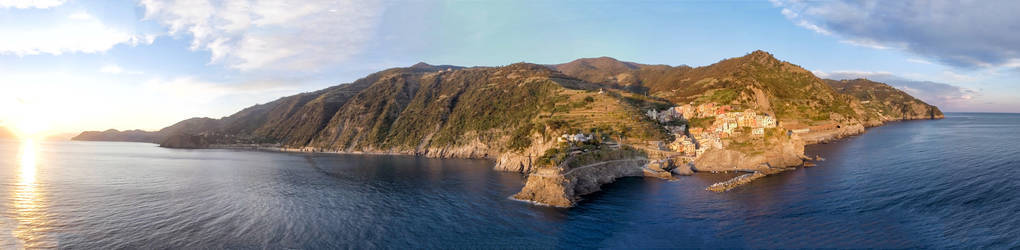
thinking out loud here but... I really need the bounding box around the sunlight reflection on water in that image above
[10,139,54,248]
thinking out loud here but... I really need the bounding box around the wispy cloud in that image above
[820,70,979,109]
[0,0,65,9]
[906,58,933,65]
[139,0,385,71]
[839,39,895,50]
[100,65,124,74]
[141,76,302,104]
[0,11,150,55]
[100,64,143,75]
[773,0,1020,69]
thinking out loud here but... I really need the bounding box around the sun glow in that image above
[3,97,54,140]
[13,116,50,140]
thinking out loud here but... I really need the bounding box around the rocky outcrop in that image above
[512,157,691,207]
[705,166,792,192]
[693,135,806,172]
[796,123,866,144]
[512,158,651,207]
[512,169,575,207]
[671,163,695,176]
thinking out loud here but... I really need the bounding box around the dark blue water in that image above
[1,113,1017,248]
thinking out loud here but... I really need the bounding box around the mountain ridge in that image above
[72,51,945,206]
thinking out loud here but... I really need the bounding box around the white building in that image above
[646,110,658,120]
[573,133,591,142]
[559,133,593,143]
[761,115,777,128]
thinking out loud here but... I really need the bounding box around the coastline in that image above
[173,116,946,205]
[143,115,945,207]
[701,115,944,192]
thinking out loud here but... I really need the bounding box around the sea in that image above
[1,112,1017,248]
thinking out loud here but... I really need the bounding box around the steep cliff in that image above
[692,133,806,172]
[513,158,650,207]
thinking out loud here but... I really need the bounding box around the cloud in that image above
[141,76,301,104]
[0,11,148,55]
[774,0,1020,69]
[100,65,124,74]
[906,58,933,65]
[0,68,313,133]
[67,11,91,20]
[821,71,979,109]
[940,70,977,83]
[100,64,143,75]
[0,0,65,9]
[139,0,384,71]
[838,39,895,50]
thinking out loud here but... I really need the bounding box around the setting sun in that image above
[13,117,49,139]
[7,101,52,140]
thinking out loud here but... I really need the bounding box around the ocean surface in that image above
[1,113,1018,248]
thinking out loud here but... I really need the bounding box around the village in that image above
[645,103,777,158]
[553,101,779,162]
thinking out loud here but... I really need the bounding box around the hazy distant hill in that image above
[552,57,649,86]
[75,50,942,172]
[71,129,161,143]
[825,78,943,123]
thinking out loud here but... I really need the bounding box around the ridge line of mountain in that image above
[72,50,944,207]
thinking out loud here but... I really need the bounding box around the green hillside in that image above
[74,51,943,174]
[825,78,944,122]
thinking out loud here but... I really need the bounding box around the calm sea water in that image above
[1,113,1018,248]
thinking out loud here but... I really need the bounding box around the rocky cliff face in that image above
[693,135,806,172]
[512,158,650,207]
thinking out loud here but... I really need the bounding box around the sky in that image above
[1,0,1018,137]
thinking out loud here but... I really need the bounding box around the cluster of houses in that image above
[708,110,777,137]
[648,102,780,158]
[645,103,739,123]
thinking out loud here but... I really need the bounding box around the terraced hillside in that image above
[556,51,860,127]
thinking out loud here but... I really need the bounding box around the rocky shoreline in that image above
[511,158,679,207]
[698,116,943,193]
[193,116,941,207]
